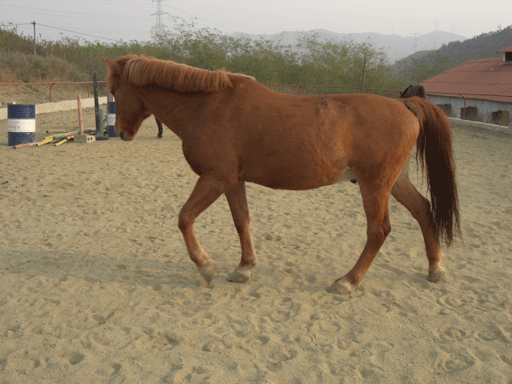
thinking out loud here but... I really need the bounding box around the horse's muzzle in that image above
[120,131,127,141]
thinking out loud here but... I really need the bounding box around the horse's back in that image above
[221,83,419,190]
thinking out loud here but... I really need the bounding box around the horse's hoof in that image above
[327,278,353,295]
[427,265,445,283]
[199,261,217,285]
[227,268,251,283]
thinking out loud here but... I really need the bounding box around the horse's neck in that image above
[139,87,204,139]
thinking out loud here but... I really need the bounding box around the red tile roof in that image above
[419,57,512,103]
[499,45,512,52]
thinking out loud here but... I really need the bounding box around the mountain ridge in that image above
[232,29,468,61]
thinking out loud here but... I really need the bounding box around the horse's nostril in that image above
[120,131,126,141]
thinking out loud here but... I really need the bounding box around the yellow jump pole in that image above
[36,136,54,146]
[54,137,72,146]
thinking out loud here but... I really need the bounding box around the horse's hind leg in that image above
[391,168,445,282]
[224,182,257,283]
[328,178,393,295]
[178,174,228,285]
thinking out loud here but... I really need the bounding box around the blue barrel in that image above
[107,101,117,137]
[8,104,36,146]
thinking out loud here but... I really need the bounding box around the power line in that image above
[1,20,122,43]
[0,22,32,27]
[0,4,151,21]
[64,0,155,8]
[37,23,120,42]
[1,2,241,43]
[165,4,238,32]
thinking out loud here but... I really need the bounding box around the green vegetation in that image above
[0,20,406,103]
[2,20,510,104]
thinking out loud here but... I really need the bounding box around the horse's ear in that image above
[103,57,122,75]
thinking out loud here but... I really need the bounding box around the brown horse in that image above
[103,55,460,295]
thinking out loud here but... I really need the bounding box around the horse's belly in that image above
[331,168,356,184]
[244,162,354,190]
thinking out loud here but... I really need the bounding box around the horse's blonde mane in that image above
[115,55,241,94]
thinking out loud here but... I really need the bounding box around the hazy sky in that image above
[1,0,510,44]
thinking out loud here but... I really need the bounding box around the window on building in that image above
[437,104,452,117]
[461,106,478,120]
[491,110,510,126]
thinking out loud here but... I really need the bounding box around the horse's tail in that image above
[401,97,461,246]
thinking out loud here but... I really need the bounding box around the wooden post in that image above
[360,54,367,93]
[93,72,102,137]
[77,95,84,135]
[106,67,113,103]
[98,108,105,136]
[32,21,36,55]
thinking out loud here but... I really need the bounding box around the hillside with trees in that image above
[0,20,406,104]
[394,25,512,83]
[1,20,511,104]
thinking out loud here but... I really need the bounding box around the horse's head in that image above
[400,85,412,99]
[103,57,151,141]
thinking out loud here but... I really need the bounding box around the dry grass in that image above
[0,83,107,106]
[0,50,97,105]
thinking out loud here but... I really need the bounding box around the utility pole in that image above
[411,32,420,52]
[151,0,168,37]
[360,54,367,93]
[32,21,36,55]
[433,35,438,50]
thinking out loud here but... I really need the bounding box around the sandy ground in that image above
[0,109,511,384]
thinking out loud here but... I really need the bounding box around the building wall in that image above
[427,95,512,126]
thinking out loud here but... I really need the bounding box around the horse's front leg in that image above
[178,174,228,285]
[225,181,257,283]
